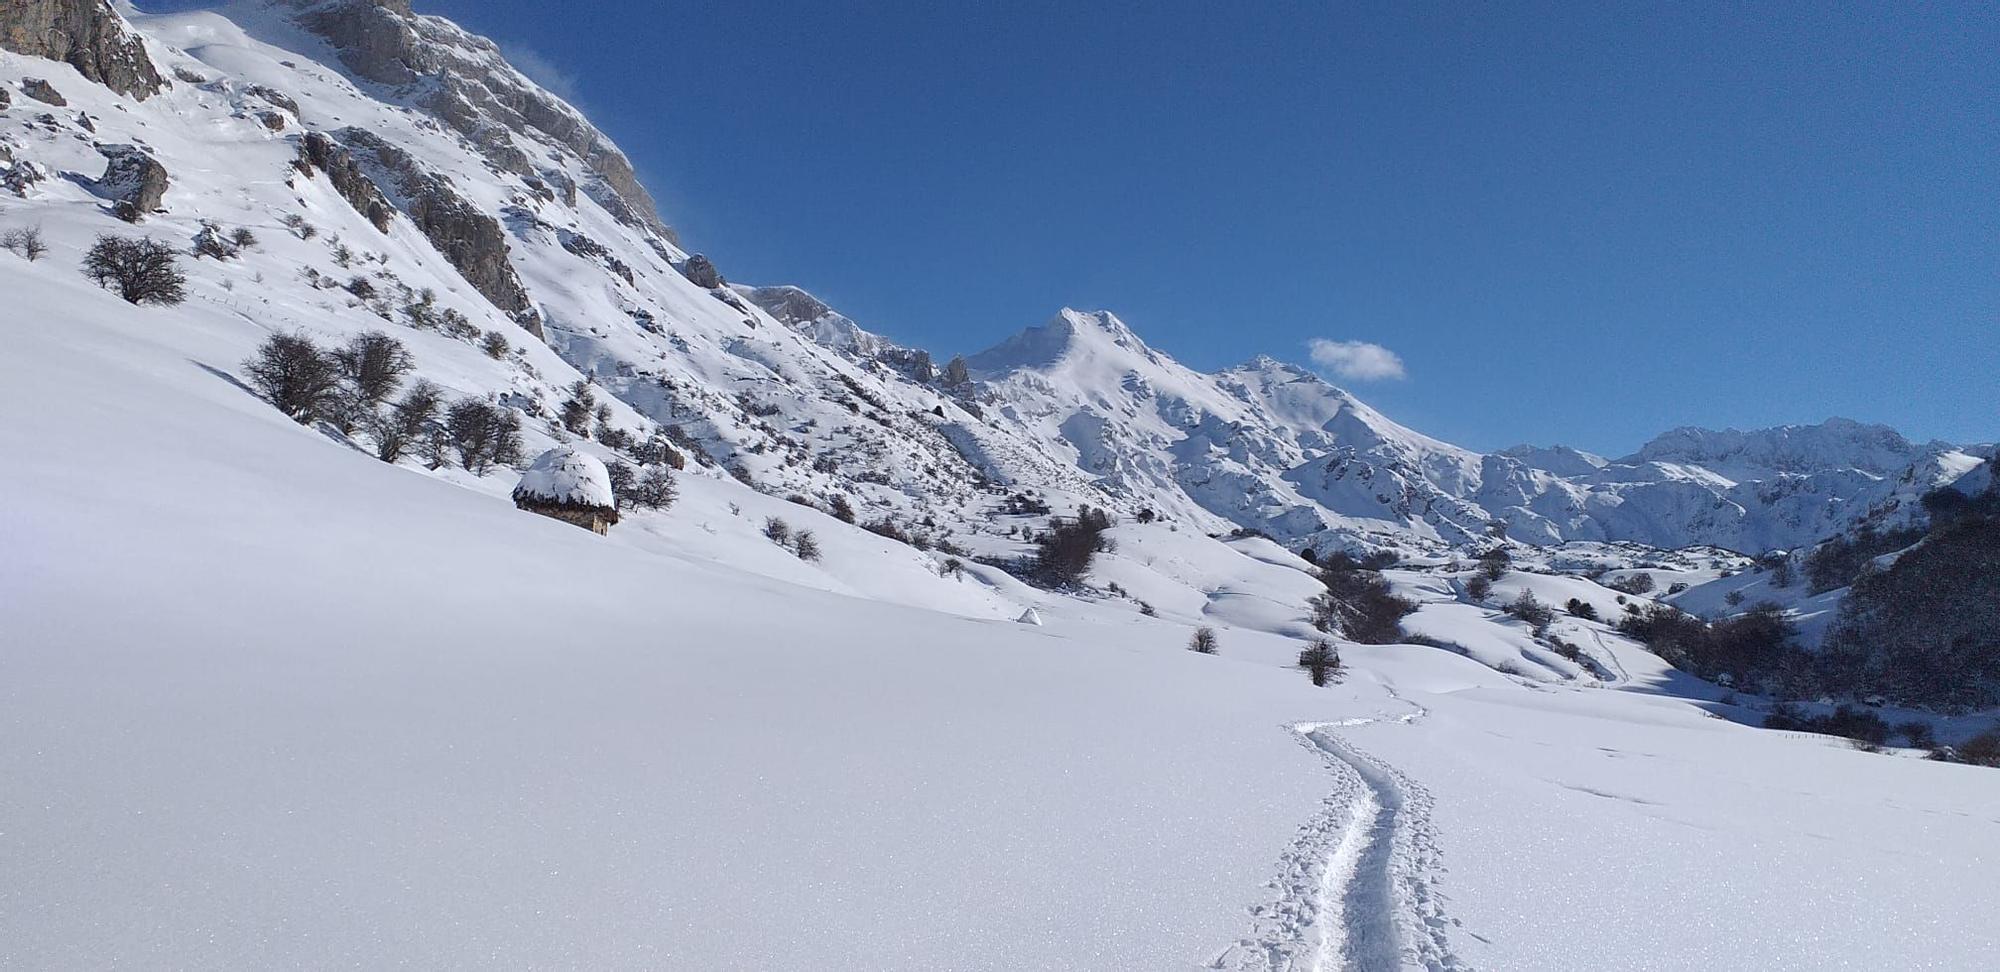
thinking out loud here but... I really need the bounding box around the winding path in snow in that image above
[1212,694,1470,971]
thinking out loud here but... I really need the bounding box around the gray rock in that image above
[291,0,429,87]
[95,143,168,221]
[333,127,540,337]
[0,1,163,100]
[0,86,10,110]
[679,253,723,289]
[278,0,675,242]
[2,157,48,196]
[21,78,66,106]
[296,130,394,231]
[245,84,299,117]
[258,111,288,132]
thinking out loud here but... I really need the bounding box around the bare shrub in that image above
[1188,626,1218,654]
[444,399,522,474]
[1298,638,1340,686]
[83,235,186,304]
[245,332,340,423]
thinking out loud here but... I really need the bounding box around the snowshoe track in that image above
[1212,710,1469,971]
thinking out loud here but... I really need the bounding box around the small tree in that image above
[1564,598,1600,621]
[1,225,47,261]
[1611,572,1657,595]
[444,399,521,474]
[1465,574,1493,601]
[1034,506,1114,587]
[1298,638,1340,687]
[606,459,636,508]
[1189,626,1219,654]
[481,331,510,359]
[629,464,678,510]
[368,378,442,463]
[763,516,792,546]
[828,494,856,524]
[792,530,821,562]
[334,331,413,409]
[245,333,341,423]
[560,380,597,435]
[83,235,186,304]
[1477,547,1511,582]
[1505,590,1557,635]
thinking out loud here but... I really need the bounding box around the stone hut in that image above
[512,445,618,535]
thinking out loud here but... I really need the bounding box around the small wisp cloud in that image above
[1307,338,1406,381]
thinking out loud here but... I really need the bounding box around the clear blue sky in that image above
[184,1,2000,453]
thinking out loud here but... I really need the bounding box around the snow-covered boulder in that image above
[512,446,618,534]
[1016,607,1042,625]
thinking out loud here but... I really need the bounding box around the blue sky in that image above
[179,1,1997,453]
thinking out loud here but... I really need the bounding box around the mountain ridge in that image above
[0,0,1983,559]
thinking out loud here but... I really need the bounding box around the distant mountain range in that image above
[1,0,1987,558]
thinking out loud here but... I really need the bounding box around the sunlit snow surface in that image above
[1,6,1998,969]
[7,260,2000,970]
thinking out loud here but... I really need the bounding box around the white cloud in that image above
[1306,339,1407,382]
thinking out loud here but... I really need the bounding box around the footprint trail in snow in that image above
[1212,695,1471,971]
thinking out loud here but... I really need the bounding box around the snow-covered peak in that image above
[1627,417,1925,476]
[964,307,1154,376]
[1495,444,1610,477]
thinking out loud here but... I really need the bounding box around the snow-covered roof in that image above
[513,446,615,510]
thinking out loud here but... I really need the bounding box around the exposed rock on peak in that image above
[0,0,162,100]
[275,0,674,243]
[678,253,722,289]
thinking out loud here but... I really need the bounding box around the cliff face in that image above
[0,0,162,99]
[279,0,673,243]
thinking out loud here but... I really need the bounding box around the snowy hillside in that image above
[4,3,1999,968]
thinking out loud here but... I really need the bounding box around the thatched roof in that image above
[513,446,616,514]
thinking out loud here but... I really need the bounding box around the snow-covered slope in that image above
[7,4,2000,968]
[8,264,2000,969]
[0,0,1981,566]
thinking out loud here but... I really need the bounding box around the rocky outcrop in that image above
[278,0,673,242]
[679,253,723,289]
[95,143,168,221]
[296,130,394,231]
[558,230,633,285]
[0,86,10,110]
[20,78,65,106]
[0,0,162,100]
[245,84,300,118]
[289,0,428,86]
[333,127,541,337]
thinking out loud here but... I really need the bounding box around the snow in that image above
[514,444,614,509]
[4,4,2000,969]
[9,263,2000,968]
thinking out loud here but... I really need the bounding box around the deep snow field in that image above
[1,3,1997,967]
[5,261,2000,970]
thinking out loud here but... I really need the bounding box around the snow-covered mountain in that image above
[9,5,2000,968]
[4,1,1977,565]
